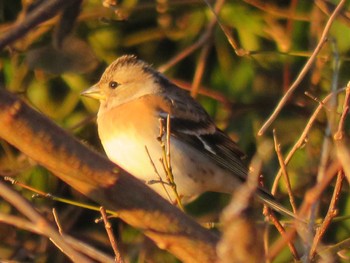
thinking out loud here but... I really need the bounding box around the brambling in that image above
[82,55,292,216]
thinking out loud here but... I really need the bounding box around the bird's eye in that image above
[109,81,119,89]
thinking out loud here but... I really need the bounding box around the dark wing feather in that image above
[155,84,248,181]
[168,117,248,182]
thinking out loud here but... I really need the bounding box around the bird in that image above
[81,55,294,217]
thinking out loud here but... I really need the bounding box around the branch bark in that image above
[0,88,218,262]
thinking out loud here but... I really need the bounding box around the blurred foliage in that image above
[1,0,350,262]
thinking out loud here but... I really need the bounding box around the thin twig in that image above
[52,208,63,235]
[268,160,341,260]
[334,104,349,140]
[258,0,347,136]
[158,0,225,72]
[263,209,299,260]
[203,0,249,56]
[4,176,50,197]
[100,207,124,263]
[157,116,184,210]
[304,91,329,110]
[0,180,93,262]
[244,0,309,21]
[272,130,297,214]
[0,212,115,262]
[334,84,350,140]
[158,37,206,73]
[172,78,231,105]
[166,114,172,169]
[334,130,350,183]
[299,160,341,217]
[145,145,172,201]
[315,0,350,27]
[3,176,117,215]
[271,87,347,195]
[191,41,212,97]
[309,171,344,259]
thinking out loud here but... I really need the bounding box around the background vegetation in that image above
[1,0,350,262]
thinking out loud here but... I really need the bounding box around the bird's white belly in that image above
[99,127,220,203]
[99,124,189,201]
[97,110,240,203]
[101,132,162,183]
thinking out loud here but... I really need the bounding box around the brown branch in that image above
[244,0,309,21]
[271,87,347,195]
[203,0,250,57]
[100,206,124,263]
[264,209,299,260]
[190,41,212,98]
[0,212,115,262]
[334,84,350,182]
[52,208,64,235]
[272,130,297,214]
[268,160,341,260]
[258,0,347,136]
[158,0,225,72]
[309,171,344,259]
[0,88,218,263]
[0,180,93,262]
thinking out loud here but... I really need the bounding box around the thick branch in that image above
[0,88,218,262]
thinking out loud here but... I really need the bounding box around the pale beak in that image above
[81,84,106,100]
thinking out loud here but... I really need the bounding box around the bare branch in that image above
[0,180,93,262]
[0,212,115,262]
[258,0,347,136]
[100,206,124,263]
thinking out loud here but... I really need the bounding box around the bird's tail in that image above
[257,189,303,222]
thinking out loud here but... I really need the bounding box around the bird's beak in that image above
[81,84,106,100]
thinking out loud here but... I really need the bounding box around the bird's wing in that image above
[155,87,248,181]
[168,117,248,181]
